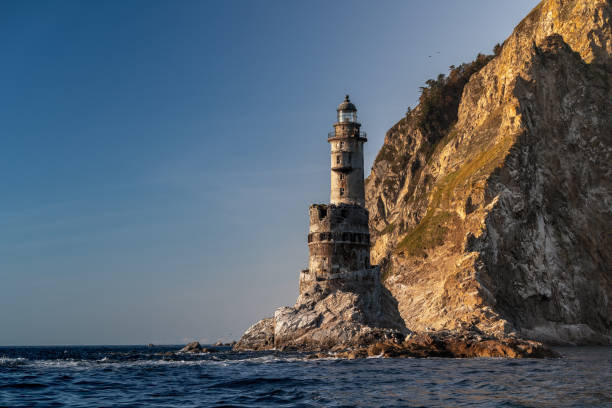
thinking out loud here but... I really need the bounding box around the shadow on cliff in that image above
[371,282,408,333]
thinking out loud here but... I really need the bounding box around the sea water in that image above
[1,345,611,407]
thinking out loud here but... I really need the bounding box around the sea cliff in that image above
[366,0,612,345]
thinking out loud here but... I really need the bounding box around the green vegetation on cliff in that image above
[416,53,493,139]
[380,47,511,257]
[373,50,498,220]
[374,49,497,253]
[396,114,511,256]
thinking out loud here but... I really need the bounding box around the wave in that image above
[0,356,304,370]
[0,352,334,370]
[0,356,28,367]
[209,376,322,389]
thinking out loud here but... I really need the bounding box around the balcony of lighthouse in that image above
[327,129,367,141]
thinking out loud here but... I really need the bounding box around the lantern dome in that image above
[337,95,357,123]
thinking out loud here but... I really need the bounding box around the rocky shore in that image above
[307,331,558,359]
[234,309,556,358]
[232,281,557,358]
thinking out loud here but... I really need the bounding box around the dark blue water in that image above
[1,346,611,407]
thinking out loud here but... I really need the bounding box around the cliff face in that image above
[366,0,612,345]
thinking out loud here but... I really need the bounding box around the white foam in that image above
[0,356,28,366]
[0,352,328,370]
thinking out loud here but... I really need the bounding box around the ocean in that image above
[1,345,611,407]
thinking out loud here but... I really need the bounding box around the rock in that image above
[178,342,219,353]
[365,0,612,345]
[179,341,203,353]
[402,331,558,358]
[235,276,408,352]
[327,331,558,359]
[213,340,224,346]
[233,318,275,350]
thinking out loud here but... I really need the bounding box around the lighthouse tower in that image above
[299,95,378,295]
[329,95,366,207]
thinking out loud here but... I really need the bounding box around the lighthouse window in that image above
[340,141,344,148]
[336,155,341,164]
[339,173,345,180]
[339,187,345,196]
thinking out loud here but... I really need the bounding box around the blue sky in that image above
[0,0,540,345]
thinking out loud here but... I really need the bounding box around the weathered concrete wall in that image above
[307,204,371,279]
[329,121,366,206]
[299,267,380,297]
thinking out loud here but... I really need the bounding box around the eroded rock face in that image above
[234,272,408,351]
[233,318,275,351]
[366,0,612,345]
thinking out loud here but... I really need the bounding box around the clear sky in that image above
[0,0,540,345]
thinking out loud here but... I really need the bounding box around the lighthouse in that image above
[300,95,377,295]
[235,95,405,351]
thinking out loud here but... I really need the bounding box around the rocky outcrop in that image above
[179,341,202,353]
[178,342,218,353]
[366,0,612,345]
[234,281,557,358]
[233,318,275,350]
[234,272,407,351]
